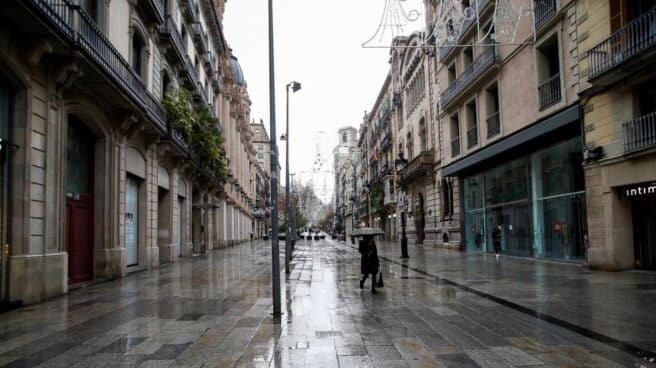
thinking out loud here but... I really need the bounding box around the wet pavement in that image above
[0,238,654,367]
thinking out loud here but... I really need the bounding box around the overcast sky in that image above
[223,0,424,203]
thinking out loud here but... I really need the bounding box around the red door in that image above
[66,194,93,284]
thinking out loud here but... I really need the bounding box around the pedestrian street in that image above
[0,239,652,368]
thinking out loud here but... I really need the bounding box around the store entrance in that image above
[633,196,656,270]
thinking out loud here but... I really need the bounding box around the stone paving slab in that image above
[0,239,654,367]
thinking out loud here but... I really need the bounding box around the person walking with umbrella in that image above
[355,228,383,294]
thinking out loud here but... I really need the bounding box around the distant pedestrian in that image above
[359,236,380,294]
[492,225,502,260]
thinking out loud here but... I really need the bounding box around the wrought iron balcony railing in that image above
[534,0,557,31]
[467,126,478,149]
[451,136,461,157]
[623,111,656,153]
[588,6,656,80]
[141,0,165,24]
[158,16,185,65]
[537,73,561,110]
[182,55,201,91]
[441,46,499,110]
[486,111,500,138]
[398,149,435,185]
[22,0,222,185]
[180,0,198,24]
[438,0,491,62]
[192,22,209,53]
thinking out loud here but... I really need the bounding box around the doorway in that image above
[66,116,95,284]
[414,193,425,244]
[125,175,140,266]
[633,196,656,270]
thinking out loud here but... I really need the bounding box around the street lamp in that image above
[289,173,296,252]
[394,152,409,259]
[282,81,301,275]
[267,0,281,316]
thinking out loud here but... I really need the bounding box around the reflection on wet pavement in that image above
[0,239,653,367]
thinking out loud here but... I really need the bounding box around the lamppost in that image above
[267,0,281,316]
[289,173,296,251]
[395,152,409,259]
[281,81,301,275]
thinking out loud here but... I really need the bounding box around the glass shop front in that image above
[462,137,586,261]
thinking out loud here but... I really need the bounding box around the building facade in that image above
[578,0,656,270]
[433,0,585,262]
[332,126,358,236]
[0,0,256,305]
[250,120,271,239]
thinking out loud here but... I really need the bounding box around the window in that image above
[440,178,454,218]
[450,114,460,157]
[258,144,264,151]
[131,31,146,79]
[463,46,473,70]
[161,72,171,98]
[255,128,260,134]
[181,25,188,51]
[342,132,347,144]
[257,153,264,159]
[81,0,99,23]
[448,63,456,84]
[406,132,414,159]
[536,36,561,110]
[419,118,427,152]
[485,83,500,138]
[465,100,478,148]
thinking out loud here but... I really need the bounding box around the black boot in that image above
[359,279,364,289]
[371,287,377,294]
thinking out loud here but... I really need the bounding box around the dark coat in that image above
[358,240,367,274]
[492,227,502,253]
[363,244,380,274]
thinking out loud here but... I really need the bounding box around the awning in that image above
[442,104,580,177]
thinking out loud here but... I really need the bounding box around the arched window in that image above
[131,31,147,79]
[406,131,414,159]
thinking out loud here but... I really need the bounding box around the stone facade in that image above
[0,0,258,305]
[577,0,656,270]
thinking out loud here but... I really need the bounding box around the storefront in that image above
[620,182,656,270]
[462,137,586,261]
[443,105,587,262]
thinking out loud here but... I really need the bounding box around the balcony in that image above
[192,23,209,53]
[180,0,199,24]
[451,137,460,157]
[623,112,656,153]
[486,111,500,138]
[398,149,435,186]
[438,0,492,62]
[534,0,557,31]
[181,55,201,91]
[138,0,165,24]
[537,73,561,110]
[466,126,478,149]
[21,0,221,185]
[158,16,185,65]
[588,7,656,82]
[441,46,500,111]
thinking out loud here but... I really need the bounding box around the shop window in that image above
[465,100,478,148]
[440,178,454,218]
[485,83,500,138]
[450,114,460,157]
[484,157,528,205]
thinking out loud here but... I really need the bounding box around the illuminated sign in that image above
[621,182,656,198]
